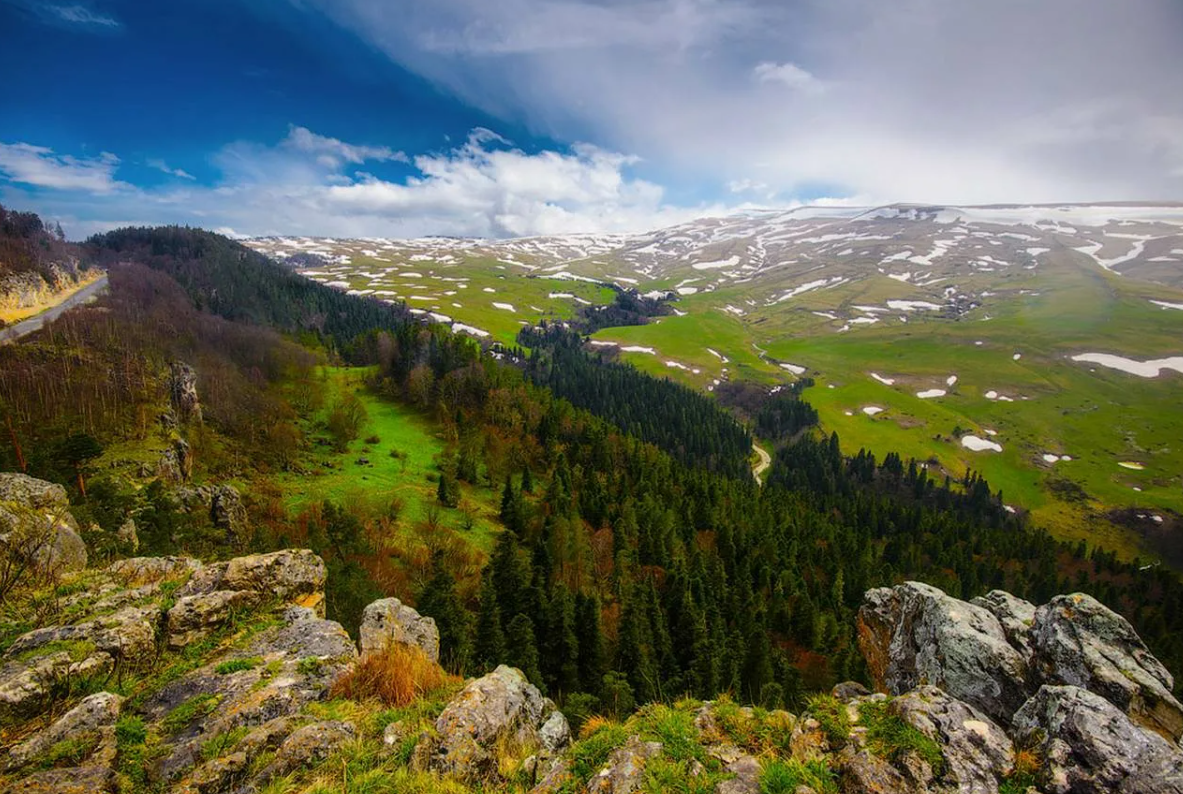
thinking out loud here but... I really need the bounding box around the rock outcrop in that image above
[859,582,1183,794]
[168,361,203,424]
[0,472,87,575]
[417,665,570,783]
[359,597,440,662]
[858,581,1030,724]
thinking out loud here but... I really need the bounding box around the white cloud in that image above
[146,158,196,180]
[297,0,1183,204]
[3,128,722,238]
[282,125,408,168]
[0,142,127,193]
[753,62,824,94]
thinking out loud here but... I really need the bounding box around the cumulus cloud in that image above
[0,142,127,193]
[297,0,1183,204]
[1,128,721,238]
[146,158,195,180]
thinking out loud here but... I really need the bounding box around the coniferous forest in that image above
[2,224,1180,723]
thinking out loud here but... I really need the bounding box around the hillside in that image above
[243,203,1183,565]
[0,203,98,328]
[0,501,1179,793]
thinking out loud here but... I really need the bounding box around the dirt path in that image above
[752,442,772,485]
[0,274,108,345]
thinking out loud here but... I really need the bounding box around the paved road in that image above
[752,442,772,485]
[0,274,108,345]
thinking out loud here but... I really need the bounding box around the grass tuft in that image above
[330,644,458,708]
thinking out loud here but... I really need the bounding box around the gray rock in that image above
[837,746,914,794]
[359,597,440,662]
[2,764,116,794]
[157,438,192,484]
[0,472,87,575]
[539,710,571,752]
[425,665,570,782]
[223,549,326,613]
[858,581,1031,724]
[0,651,113,721]
[715,754,761,794]
[971,590,1037,658]
[7,603,157,661]
[256,720,356,781]
[1012,684,1183,794]
[586,736,663,794]
[891,685,1013,794]
[210,485,248,547]
[117,517,139,551]
[1030,593,1183,741]
[169,361,203,424]
[167,590,255,649]
[4,691,123,770]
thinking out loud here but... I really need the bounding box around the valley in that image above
[245,203,1183,565]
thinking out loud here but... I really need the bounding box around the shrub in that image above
[365,435,381,445]
[806,694,850,748]
[331,644,458,707]
[858,700,944,775]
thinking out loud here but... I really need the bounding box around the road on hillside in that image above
[0,274,108,345]
[752,442,772,485]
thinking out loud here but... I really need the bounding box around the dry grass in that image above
[331,644,459,707]
[578,715,614,740]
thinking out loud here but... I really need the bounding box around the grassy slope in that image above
[269,367,504,553]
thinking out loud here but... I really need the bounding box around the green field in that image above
[270,367,503,553]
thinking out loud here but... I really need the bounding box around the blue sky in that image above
[2,0,1182,238]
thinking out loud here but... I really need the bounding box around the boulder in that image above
[423,665,570,782]
[1030,592,1183,741]
[1012,684,1183,794]
[891,686,1013,794]
[3,691,123,770]
[858,582,1031,724]
[586,736,663,794]
[0,472,87,574]
[167,590,255,649]
[223,549,325,613]
[971,590,1037,658]
[175,549,326,614]
[360,597,440,662]
[254,720,356,782]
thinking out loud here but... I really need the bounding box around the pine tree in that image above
[575,592,608,695]
[490,529,528,628]
[474,570,506,671]
[543,584,580,695]
[506,613,544,689]
[418,550,473,673]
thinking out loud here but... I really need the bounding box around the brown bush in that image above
[331,644,458,707]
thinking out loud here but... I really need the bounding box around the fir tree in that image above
[506,613,544,689]
[474,570,506,671]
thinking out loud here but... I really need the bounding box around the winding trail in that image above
[0,274,108,345]
[752,442,772,485]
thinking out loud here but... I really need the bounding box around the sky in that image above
[1,0,1182,239]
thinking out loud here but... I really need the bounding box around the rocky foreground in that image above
[2,476,1183,793]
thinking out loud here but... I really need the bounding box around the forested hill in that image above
[4,223,1179,715]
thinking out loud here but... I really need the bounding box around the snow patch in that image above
[1071,353,1183,378]
[916,389,947,399]
[962,435,1003,453]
